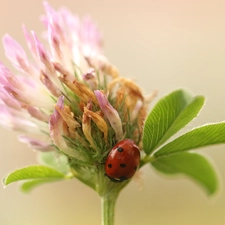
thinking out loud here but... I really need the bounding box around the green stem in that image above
[140,155,156,168]
[101,192,119,225]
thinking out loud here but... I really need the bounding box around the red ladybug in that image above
[105,139,140,182]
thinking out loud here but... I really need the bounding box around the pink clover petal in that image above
[53,62,74,82]
[48,23,62,60]
[49,107,78,158]
[4,84,53,109]
[0,62,22,89]
[49,96,85,159]
[32,32,64,89]
[43,2,64,40]
[49,107,65,148]
[32,31,54,73]
[82,68,97,90]
[0,105,38,132]
[22,24,38,58]
[4,86,29,105]
[3,34,31,72]
[94,90,123,141]
[18,135,54,152]
[82,68,95,80]
[27,106,49,122]
[40,70,61,97]
[59,8,80,35]
[57,95,64,109]
[0,89,21,110]
[43,1,55,17]
[80,16,103,55]
[0,62,11,85]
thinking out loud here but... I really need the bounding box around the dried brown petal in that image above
[82,102,96,149]
[83,107,108,143]
[55,104,80,136]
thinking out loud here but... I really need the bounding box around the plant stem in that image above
[101,192,119,225]
[140,155,156,168]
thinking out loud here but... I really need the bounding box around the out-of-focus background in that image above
[0,0,225,224]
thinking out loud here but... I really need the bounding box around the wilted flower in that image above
[0,2,156,194]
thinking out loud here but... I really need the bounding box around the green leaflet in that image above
[3,165,65,186]
[142,89,205,155]
[151,152,218,195]
[155,122,225,157]
[20,179,61,193]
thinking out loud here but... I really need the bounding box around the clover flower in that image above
[2,2,225,225]
[0,1,155,192]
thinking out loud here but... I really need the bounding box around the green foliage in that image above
[142,89,225,195]
[143,89,205,155]
[20,179,59,193]
[151,152,218,195]
[3,165,66,192]
[155,122,225,157]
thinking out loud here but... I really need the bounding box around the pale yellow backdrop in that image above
[0,0,225,225]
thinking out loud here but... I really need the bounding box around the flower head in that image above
[0,2,156,193]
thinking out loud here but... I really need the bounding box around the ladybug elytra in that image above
[105,139,140,182]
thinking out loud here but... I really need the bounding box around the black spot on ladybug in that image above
[134,166,137,170]
[120,163,126,168]
[108,164,112,168]
[117,147,124,152]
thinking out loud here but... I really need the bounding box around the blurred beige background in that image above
[1,0,225,224]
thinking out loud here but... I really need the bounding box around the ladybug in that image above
[105,139,140,182]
